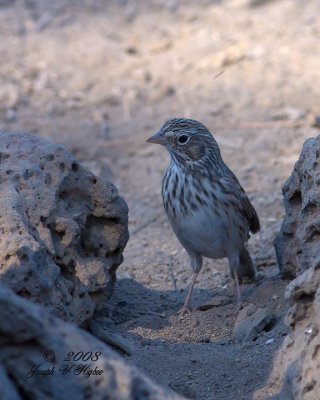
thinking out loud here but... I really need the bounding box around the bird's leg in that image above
[233,270,242,316]
[178,272,198,315]
[228,254,243,316]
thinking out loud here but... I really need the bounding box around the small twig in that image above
[130,213,162,235]
[255,258,277,267]
[168,256,177,290]
[120,311,166,320]
[146,310,166,318]
[89,320,134,356]
[214,70,225,79]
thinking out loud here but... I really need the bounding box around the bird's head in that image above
[146,118,220,165]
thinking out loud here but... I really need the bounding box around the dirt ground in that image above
[1,0,320,399]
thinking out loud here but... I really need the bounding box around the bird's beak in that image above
[146,130,166,145]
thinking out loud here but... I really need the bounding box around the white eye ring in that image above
[177,134,189,145]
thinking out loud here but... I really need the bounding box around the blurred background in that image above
[1,0,320,291]
[0,0,319,284]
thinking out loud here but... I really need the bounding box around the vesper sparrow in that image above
[146,118,260,314]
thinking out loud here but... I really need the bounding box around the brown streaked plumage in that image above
[146,118,260,314]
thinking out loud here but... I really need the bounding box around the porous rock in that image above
[0,284,183,400]
[0,131,129,325]
[270,262,320,400]
[271,136,320,399]
[274,135,320,278]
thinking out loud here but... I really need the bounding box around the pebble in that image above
[197,295,232,311]
[313,116,320,128]
[5,108,17,122]
[233,305,274,343]
[266,338,274,345]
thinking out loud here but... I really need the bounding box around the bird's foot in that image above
[178,305,193,315]
[233,300,242,317]
[255,271,264,282]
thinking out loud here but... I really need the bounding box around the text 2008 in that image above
[64,351,101,362]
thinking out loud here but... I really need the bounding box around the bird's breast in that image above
[162,165,216,219]
[161,165,250,258]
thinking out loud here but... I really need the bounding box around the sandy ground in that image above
[1,0,320,398]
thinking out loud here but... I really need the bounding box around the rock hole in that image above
[263,318,277,332]
[107,247,121,258]
[66,260,76,274]
[296,293,315,304]
[59,162,66,172]
[20,254,29,262]
[80,215,121,258]
[304,172,313,182]
[108,217,120,225]
[55,229,65,240]
[23,169,33,180]
[17,288,32,298]
[71,162,79,172]
[308,230,320,242]
[312,345,320,360]
[0,153,10,163]
[45,154,54,161]
[302,380,316,395]
[40,164,45,170]
[59,191,66,200]
[289,191,302,209]
[45,173,52,186]
[305,222,320,241]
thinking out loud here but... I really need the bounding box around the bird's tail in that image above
[236,247,257,281]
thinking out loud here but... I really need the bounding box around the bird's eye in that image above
[177,134,189,145]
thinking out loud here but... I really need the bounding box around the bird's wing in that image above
[220,171,260,234]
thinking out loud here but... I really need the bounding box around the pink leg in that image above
[178,272,198,315]
[233,270,242,315]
